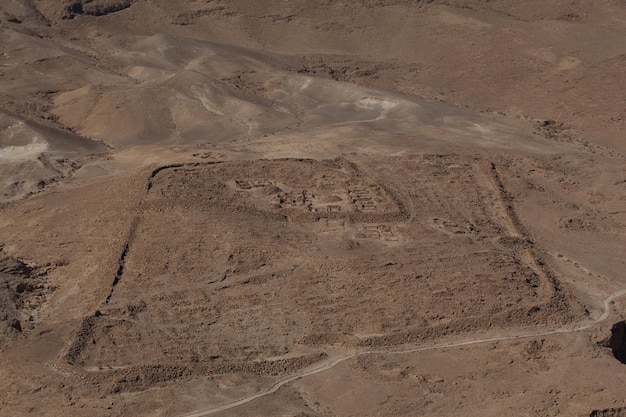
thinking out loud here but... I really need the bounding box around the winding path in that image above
[180,288,626,417]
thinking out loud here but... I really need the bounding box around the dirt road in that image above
[181,287,626,417]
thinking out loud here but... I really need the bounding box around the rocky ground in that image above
[1,1,626,416]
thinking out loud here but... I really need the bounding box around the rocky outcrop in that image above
[590,407,626,417]
[64,1,133,19]
[608,321,626,364]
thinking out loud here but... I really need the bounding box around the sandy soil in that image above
[1,1,626,416]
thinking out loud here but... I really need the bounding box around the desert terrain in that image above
[1,1,626,416]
